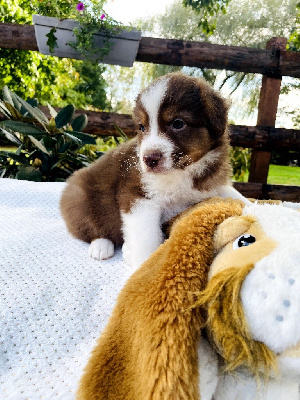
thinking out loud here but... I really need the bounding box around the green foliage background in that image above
[1,0,300,181]
[288,1,300,51]
[183,0,230,34]
[0,86,101,181]
[0,0,110,110]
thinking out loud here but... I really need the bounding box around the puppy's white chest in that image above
[141,169,204,222]
[121,171,200,269]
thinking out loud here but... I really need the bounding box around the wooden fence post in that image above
[248,37,287,183]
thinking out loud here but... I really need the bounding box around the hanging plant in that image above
[32,0,141,66]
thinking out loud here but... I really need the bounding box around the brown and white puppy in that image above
[60,72,248,268]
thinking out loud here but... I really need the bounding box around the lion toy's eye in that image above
[233,234,256,250]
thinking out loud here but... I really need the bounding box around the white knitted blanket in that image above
[0,178,133,399]
[1,178,300,400]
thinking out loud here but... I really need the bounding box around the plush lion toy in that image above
[192,199,300,400]
[77,198,300,400]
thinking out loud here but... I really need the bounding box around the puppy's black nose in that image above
[143,152,163,169]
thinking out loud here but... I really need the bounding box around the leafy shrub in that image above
[230,147,251,182]
[79,126,127,159]
[0,86,100,181]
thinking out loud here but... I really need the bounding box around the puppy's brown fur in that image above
[60,139,143,244]
[60,73,232,253]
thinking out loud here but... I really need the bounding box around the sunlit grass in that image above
[267,164,300,186]
[243,165,300,185]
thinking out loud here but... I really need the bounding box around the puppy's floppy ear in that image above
[202,82,230,138]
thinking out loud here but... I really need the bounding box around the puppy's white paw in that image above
[88,238,114,260]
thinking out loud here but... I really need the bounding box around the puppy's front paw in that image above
[88,238,114,260]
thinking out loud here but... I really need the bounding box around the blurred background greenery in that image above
[1,0,300,182]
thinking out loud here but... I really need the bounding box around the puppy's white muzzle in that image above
[139,133,175,173]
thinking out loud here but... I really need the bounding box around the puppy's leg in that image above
[121,199,164,269]
[88,238,114,261]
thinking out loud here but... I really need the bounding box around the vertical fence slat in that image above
[248,37,287,183]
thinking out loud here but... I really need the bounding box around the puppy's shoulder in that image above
[93,137,138,169]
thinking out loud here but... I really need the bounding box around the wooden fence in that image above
[1,22,300,200]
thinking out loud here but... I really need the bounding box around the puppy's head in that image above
[133,72,229,174]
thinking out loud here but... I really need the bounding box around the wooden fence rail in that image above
[2,109,300,150]
[1,23,300,77]
[1,22,300,200]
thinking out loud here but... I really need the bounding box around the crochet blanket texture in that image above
[0,178,132,399]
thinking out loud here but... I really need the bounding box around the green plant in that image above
[0,0,112,110]
[230,147,251,182]
[79,135,125,157]
[32,0,124,62]
[288,1,300,51]
[182,0,231,34]
[0,86,100,181]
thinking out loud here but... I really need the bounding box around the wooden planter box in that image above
[32,15,141,67]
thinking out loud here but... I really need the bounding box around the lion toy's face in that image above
[198,203,300,380]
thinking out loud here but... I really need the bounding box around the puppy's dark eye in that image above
[139,123,145,132]
[172,119,185,130]
[233,234,256,250]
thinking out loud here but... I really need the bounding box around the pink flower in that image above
[100,13,105,20]
[76,2,85,11]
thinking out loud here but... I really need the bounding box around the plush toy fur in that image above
[77,197,300,400]
[77,198,244,400]
[191,264,277,375]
